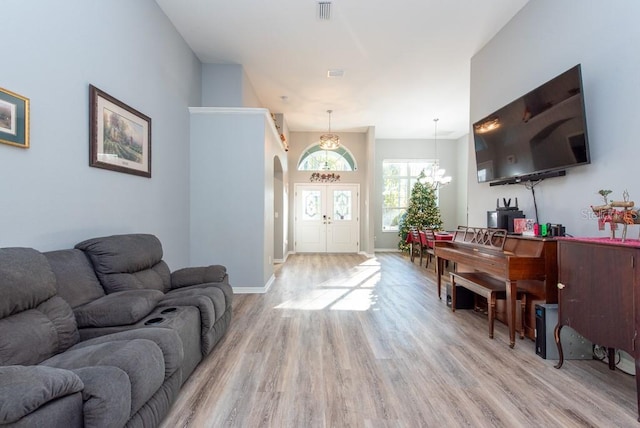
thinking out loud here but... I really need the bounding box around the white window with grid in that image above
[382,159,438,231]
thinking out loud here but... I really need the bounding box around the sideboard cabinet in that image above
[555,238,640,420]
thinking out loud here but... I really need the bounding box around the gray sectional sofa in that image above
[0,234,233,427]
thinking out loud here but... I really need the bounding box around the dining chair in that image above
[409,226,422,264]
[421,227,437,268]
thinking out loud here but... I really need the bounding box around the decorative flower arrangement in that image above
[310,172,340,183]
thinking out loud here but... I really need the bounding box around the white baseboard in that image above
[374,248,402,252]
[232,274,275,294]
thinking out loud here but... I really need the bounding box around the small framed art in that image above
[0,87,30,148]
[89,84,151,177]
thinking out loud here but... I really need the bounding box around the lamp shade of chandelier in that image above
[422,118,452,189]
[319,109,341,150]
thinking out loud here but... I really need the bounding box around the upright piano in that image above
[434,227,558,347]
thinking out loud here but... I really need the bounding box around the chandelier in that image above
[422,118,452,189]
[319,109,341,150]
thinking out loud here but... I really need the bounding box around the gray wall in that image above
[189,108,288,290]
[455,134,469,228]
[364,126,376,256]
[202,64,244,107]
[195,63,287,290]
[374,138,459,250]
[242,70,263,108]
[1,0,201,268]
[468,0,640,237]
[201,63,262,108]
[190,111,265,287]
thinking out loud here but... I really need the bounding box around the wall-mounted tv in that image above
[473,64,590,185]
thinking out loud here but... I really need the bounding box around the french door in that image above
[294,183,359,253]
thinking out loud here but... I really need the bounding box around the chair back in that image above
[409,226,421,243]
[422,227,437,248]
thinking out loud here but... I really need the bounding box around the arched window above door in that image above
[297,144,357,171]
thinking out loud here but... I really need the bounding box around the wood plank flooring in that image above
[160,252,638,427]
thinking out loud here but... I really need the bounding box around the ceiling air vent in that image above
[318,2,331,20]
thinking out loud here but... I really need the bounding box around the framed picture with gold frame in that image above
[0,87,30,148]
[89,85,151,178]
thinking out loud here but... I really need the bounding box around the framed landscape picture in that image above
[89,85,151,177]
[0,87,30,148]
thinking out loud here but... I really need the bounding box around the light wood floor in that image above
[161,252,638,427]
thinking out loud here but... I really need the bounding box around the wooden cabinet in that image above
[555,238,640,420]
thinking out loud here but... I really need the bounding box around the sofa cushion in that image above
[44,249,106,309]
[0,296,80,366]
[0,365,84,425]
[43,338,165,417]
[73,289,164,328]
[5,393,83,428]
[72,328,184,379]
[0,247,57,318]
[75,234,171,293]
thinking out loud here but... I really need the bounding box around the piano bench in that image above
[449,272,526,341]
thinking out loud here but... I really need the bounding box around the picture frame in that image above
[0,87,30,148]
[89,84,151,177]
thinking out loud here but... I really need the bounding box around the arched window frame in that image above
[297,144,357,171]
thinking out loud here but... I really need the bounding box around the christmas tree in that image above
[398,171,443,251]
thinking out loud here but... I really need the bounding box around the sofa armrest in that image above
[72,366,131,428]
[171,265,227,289]
[73,289,164,328]
[0,365,84,424]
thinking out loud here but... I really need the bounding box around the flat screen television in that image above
[473,64,590,185]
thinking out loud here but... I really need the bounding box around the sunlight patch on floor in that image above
[358,257,381,267]
[274,263,381,311]
[274,289,350,310]
[320,266,380,289]
[330,288,375,311]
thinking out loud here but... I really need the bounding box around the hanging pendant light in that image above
[319,109,341,150]
[428,118,452,189]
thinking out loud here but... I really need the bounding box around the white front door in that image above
[295,183,359,253]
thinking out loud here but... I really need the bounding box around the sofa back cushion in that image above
[44,249,106,309]
[75,234,171,294]
[0,248,79,365]
[0,247,56,318]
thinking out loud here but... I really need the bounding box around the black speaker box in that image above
[487,210,525,233]
[446,282,475,309]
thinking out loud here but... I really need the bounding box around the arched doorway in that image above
[273,156,286,262]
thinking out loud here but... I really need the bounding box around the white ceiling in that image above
[155,0,528,139]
